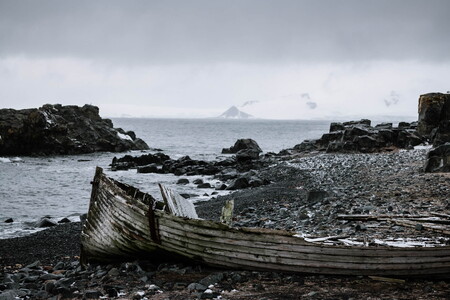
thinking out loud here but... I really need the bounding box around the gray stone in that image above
[197,183,212,188]
[193,178,204,185]
[177,178,189,185]
[0,291,17,300]
[226,177,249,190]
[40,273,64,281]
[199,273,224,287]
[187,282,207,292]
[107,268,120,277]
[24,261,41,269]
[84,290,103,299]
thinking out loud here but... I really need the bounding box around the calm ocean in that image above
[0,118,342,238]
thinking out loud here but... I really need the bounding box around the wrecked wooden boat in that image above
[80,167,450,276]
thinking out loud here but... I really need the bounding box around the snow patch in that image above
[414,144,432,150]
[117,132,133,141]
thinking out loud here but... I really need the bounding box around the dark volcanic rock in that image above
[222,139,262,154]
[417,93,450,142]
[36,218,57,228]
[424,143,450,172]
[291,119,424,154]
[111,152,170,171]
[0,104,149,155]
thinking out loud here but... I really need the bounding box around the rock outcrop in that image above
[0,104,149,155]
[222,138,262,154]
[290,119,423,154]
[111,139,271,191]
[417,92,450,146]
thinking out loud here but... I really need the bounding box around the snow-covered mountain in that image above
[218,106,253,119]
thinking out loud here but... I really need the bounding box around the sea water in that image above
[0,118,333,238]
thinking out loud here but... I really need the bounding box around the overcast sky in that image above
[0,0,449,119]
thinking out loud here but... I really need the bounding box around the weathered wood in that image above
[392,219,450,235]
[369,276,406,284]
[337,214,436,221]
[159,183,198,219]
[80,168,450,276]
[158,225,450,265]
[220,199,234,226]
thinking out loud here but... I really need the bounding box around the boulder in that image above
[293,140,318,152]
[177,178,189,185]
[222,139,262,154]
[226,177,249,190]
[417,93,450,140]
[137,164,158,173]
[0,104,149,155]
[36,217,57,228]
[424,143,450,172]
[235,149,260,162]
[329,122,345,132]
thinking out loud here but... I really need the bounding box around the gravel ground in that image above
[197,149,450,246]
[1,148,450,299]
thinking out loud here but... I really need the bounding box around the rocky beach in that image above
[1,149,450,299]
[1,94,450,299]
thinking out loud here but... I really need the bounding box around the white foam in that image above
[0,157,11,163]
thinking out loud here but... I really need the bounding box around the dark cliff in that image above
[0,104,149,156]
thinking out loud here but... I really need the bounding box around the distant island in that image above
[218,106,253,119]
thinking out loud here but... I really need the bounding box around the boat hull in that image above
[81,168,450,276]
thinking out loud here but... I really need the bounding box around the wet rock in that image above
[4,218,13,223]
[193,178,204,185]
[137,163,158,173]
[226,177,249,190]
[197,183,212,189]
[222,139,262,154]
[58,217,71,223]
[36,217,57,228]
[177,178,189,185]
[111,153,170,171]
[236,149,260,162]
[0,104,149,156]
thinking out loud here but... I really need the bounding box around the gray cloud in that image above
[1,0,449,65]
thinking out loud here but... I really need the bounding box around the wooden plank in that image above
[159,184,198,219]
[158,216,450,257]
[393,219,450,235]
[157,235,450,276]
[158,224,450,265]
